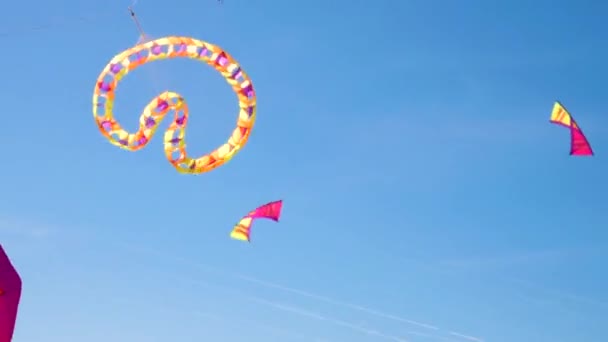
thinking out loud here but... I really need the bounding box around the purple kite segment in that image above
[157,100,169,111]
[97,82,111,92]
[101,121,113,131]
[145,117,156,128]
[198,47,208,58]
[151,44,163,55]
[110,63,122,74]
[216,52,228,66]
[231,67,242,79]
[241,84,254,99]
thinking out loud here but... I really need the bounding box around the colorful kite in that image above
[92,36,256,174]
[550,101,594,156]
[231,200,283,242]
[0,245,21,342]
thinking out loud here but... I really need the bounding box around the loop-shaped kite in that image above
[93,36,256,174]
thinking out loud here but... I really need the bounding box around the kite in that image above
[231,200,283,242]
[0,245,21,342]
[550,101,593,156]
[92,36,256,174]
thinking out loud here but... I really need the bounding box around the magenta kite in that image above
[0,245,21,342]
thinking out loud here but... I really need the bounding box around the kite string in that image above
[125,5,168,94]
[127,5,146,40]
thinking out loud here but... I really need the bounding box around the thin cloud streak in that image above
[449,332,484,342]
[193,310,315,341]
[157,271,410,341]
[119,243,437,329]
[506,276,608,310]
[236,273,439,331]
[86,267,321,341]
[246,296,409,342]
[118,242,484,340]
[439,247,602,271]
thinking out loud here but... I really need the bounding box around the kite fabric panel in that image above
[231,200,283,242]
[0,245,21,342]
[93,36,257,174]
[550,101,594,156]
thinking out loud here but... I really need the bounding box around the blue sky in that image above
[0,0,607,341]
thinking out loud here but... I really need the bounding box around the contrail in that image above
[74,281,313,341]
[405,330,444,339]
[193,310,315,341]
[119,242,438,331]
[116,242,483,341]
[449,332,484,342]
[235,273,439,331]
[157,270,413,341]
[246,296,409,342]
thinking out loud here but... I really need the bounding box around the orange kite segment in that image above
[550,101,593,156]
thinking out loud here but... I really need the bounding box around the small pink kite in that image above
[230,200,283,242]
[550,101,594,156]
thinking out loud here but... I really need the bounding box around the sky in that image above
[0,0,607,341]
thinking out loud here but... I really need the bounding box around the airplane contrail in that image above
[246,296,410,342]
[116,241,484,341]
[159,270,414,341]
[449,332,484,342]
[119,243,438,330]
[235,273,439,331]
[193,310,316,341]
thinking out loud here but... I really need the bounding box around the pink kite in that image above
[230,200,283,242]
[550,101,594,156]
[0,245,21,342]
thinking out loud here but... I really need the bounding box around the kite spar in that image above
[550,101,594,156]
[0,245,21,342]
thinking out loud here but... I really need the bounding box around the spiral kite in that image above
[92,36,256,174]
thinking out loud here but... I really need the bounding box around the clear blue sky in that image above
[1,0,607,341]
